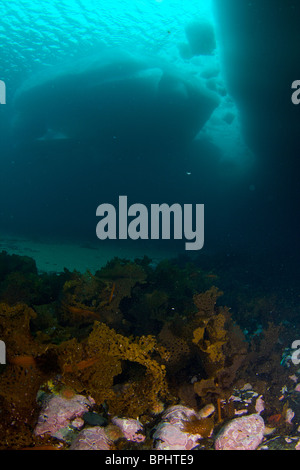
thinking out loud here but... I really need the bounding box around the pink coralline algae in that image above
[215,413,265,450]
[285,408,295,424]
[255,395,265,414]
[34,394,95,441]
[161,405,200,425]
[69,427,113,450]
[111,417,145,442]
[153,421,201,450]
[153,405,209,450]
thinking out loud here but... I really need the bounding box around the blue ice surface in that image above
[1,0,243,165]
[0,0,215,80]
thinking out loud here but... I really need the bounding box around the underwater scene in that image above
[0,0,300,452]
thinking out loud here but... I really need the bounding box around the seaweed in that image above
[0,251,298,448]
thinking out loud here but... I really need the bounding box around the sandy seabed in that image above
[0,233,175,273]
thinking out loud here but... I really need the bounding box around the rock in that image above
[34,394,94,441]
[153,421,202,451]
[160,405,199,425]
[227,385,262,417]
[69,426,114,450]
[111,417,145,443]
[215,414,265,450]
[258,435,300,450]
[198,403,215,418]
[153,405,213,450]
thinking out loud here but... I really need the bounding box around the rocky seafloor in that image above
[0,250,299,450]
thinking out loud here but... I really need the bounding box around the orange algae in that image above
[105,424,124,442]
[108,282,116,303]
[59,386,77,400]
[267,414,282,425]
[0,303,58,449]
[61,301,100,322]
[63,356,98,373]
[217,397,222,422]
[58,322,168,418]
[8,355,37,367]
[182,415,214,438]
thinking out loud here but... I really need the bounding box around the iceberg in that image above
[12,49,219,157]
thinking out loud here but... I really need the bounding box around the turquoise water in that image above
[0,0,298,255]
[1,0,214,80]
[2,0,248,251]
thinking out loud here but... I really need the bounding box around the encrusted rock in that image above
[34,393,95,441]
[153,405,212,450]
[215,413,265,450]
[111,417,145,442]
[153,421,202,450]
[69,426,114,450]
[161,405,199,425]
